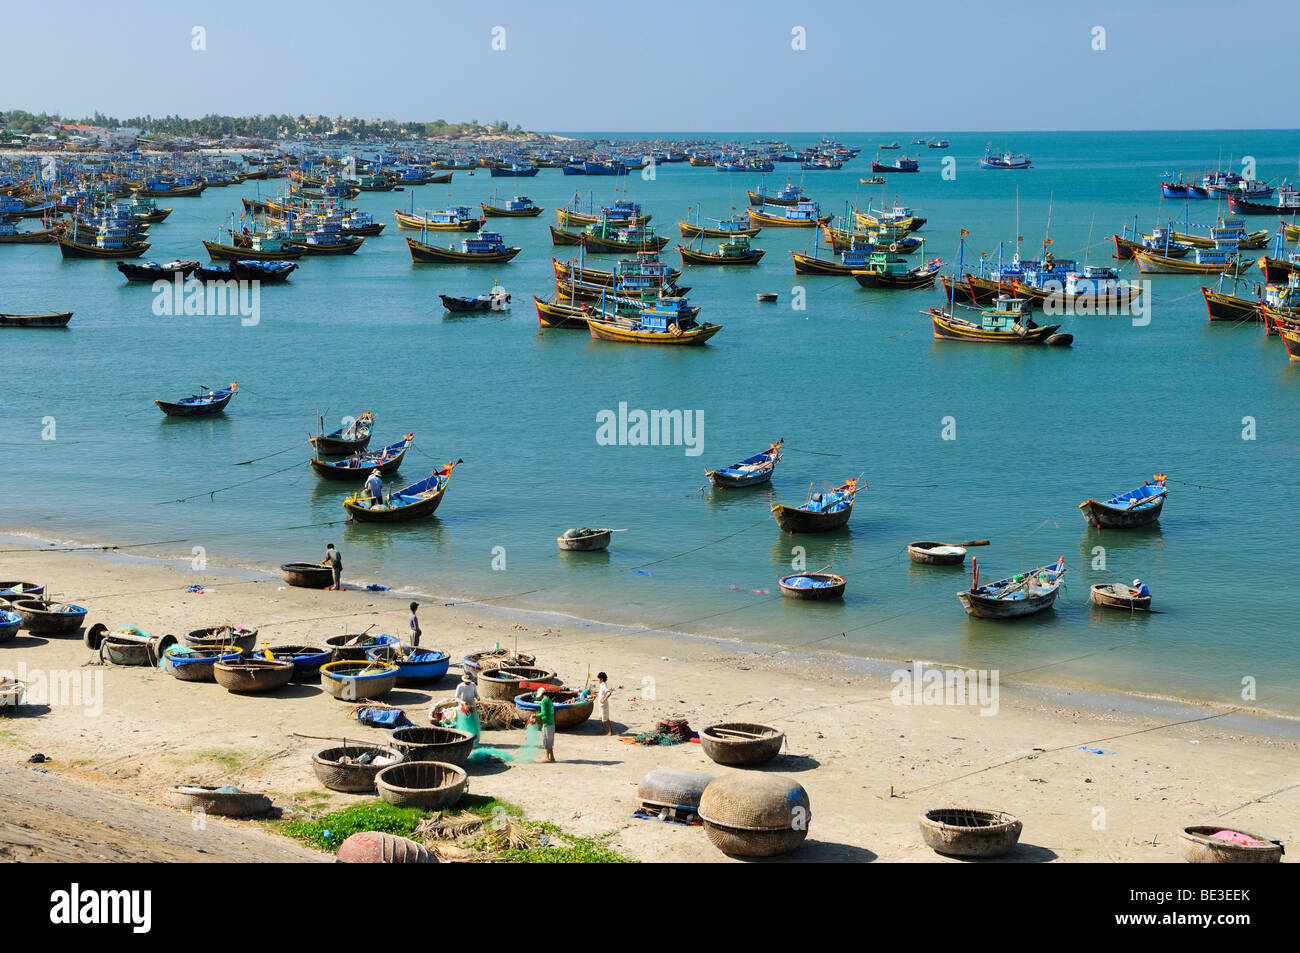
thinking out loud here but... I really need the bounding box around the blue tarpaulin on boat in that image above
[784,576,834,589]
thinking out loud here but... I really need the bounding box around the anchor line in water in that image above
[158,458,306,503]
[235,440,312,465]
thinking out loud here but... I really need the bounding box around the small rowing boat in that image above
[556,527,613,551]
[957,557,1064,619]
[771,479,860,533]
[907,541,968,565]
[310,435,413,481]
[155,382,237,417]
[343,461,458,522]
[705,440,783,488]
[1090,583,1152,611]
[311,412,374,455]
[0,311,73,329]
[1078,474,1167,529]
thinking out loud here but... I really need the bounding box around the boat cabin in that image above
[461,232,507,254]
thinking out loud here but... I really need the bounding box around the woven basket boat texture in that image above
[699,722,785,765]
[325,632,397,662]
[312,744,405,793]
[12,599,88,636]
[461,649,535,672]
[1178,826,1284,864]
[919,808,1023,858]
[267,644,331,680]
[101,635,154,667]
[0,610,20,644]
[338,831,438,864]
[375,761,469,810]
[698,773,811,857]
[165,785,273,817]
[478,665,558,700]
[185,625,259,653]
[388,726,475,766]
[638,769,716,812]
[213,657,294,694]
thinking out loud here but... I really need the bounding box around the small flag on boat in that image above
[960,228,969,236]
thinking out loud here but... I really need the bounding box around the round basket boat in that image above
[919,808,1023,858]
[479,666,559,700]
[320,660,399,701]
[101,634,154,667]
[366,644,451,685]
[1090,583,1152,612]
[267,644,331,680]
[0,609,21,644]
[280,562,335,589]
[778,572,846,600]
[164,646,242,682]
[0,582,44,602]
[313,744,405,793]
[638,769,716,813]
[165,785,272,817]
[375,761,468,810]
[513,689,594,730]
[338,831,437,864]
[698,773,811,857]
[12,599,88,636]
[388,726,475,766]
[461,649,535,673]
[556,528,612,551]
[699,722,785,766]
[0,678,24,711]
[325,632,397,663]
[1177,826,1283,864]
[184,625,259,653]
[907,541,968,566]
[213,657,294,694]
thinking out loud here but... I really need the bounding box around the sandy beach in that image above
[2,541,1297,863]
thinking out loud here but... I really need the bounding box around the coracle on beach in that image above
[698,773,811,857]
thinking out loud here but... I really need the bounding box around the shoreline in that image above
[3,537,1298,863]
[4,528,1299,739]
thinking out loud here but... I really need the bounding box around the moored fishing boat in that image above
[0,220,55,243]
[1133,245,1237,275]
[343,460,459,522]
[311,412,374,455]
[979,147,1032,169]
[310,434,414,480]
[852,250,941,289]
[1078,474,1167,529]
[556,200,649,228]
[678,235,765,265]
[746,201,831,228]
[747,181,805,207]
[771,479,860,533]
[0,311,73,329]
[871,155,919,173]
[204,229,304,261]
[678,214,761,238]
[1279,323,1300,360]
[930,296,1065,345]
[556,528,613,551]
[407,231,522,263]
[481,194,543,217]
[957,558,1065,619]
[229,259,298,283]
[585,293,720,345]
[706,440,783,488]
[1201,284,1262,322]
[394,206,483,231]
[116,259,200,282]
[580,220,669,254]
[440,288,511,311]
[155,383,237,417]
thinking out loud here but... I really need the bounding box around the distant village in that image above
[0,110,562,152]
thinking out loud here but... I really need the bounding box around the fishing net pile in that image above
[631,718,695,746]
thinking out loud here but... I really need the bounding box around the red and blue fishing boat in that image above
[310,435,414,481]
[1078,475,1167,529]
[705,440,783,489]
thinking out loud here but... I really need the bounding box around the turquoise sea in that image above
[4,130,1299,714]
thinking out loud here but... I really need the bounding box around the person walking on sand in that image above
[321,543,342,591]
[408,601,421,647]
[594,672,613,736]
[528,688,556,762]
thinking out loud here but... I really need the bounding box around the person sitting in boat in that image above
[364,468,383,509]
[1132,578,1150,598]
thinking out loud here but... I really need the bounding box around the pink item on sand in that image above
[1210,829,1269,847]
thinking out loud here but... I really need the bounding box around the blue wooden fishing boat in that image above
[1078,474,1167,529]
[482,195,543,217]
[771,479,860,533]
[747,182,805,207]
[407,231,522,263]
[229,259,298,283]
[0,609,20,643]
[979,147,1032,169]
[958,557,1065,619]
[489,161,539,177]
[310,434,414,481]
[155,383,237,417]
[342,460,458,520]
[706,440,783,488]
[586,292,721,345]
[871,155,919,173]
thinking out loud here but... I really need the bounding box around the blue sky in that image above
[2,0,1294,131]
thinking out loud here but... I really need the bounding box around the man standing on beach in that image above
[529,689,556,763]
[595,672,613,736]
[408,601,421,647]
[321,543,342,591]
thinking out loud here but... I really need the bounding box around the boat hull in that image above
[1078,495,1164,529]
[1201,286,1260,322]
[585,318,721,345]
[0,311,73,328]
[771,503,852,533]
[1090,584,1151,611]
[407,238,521,263]
[155,393,234,417]
[958,588,1058,618]
[678,245,764,266]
